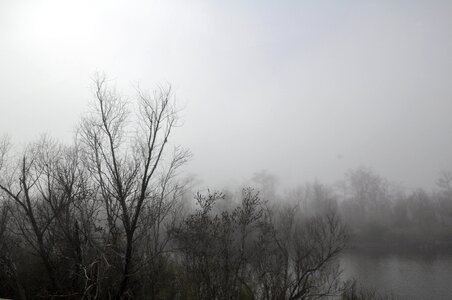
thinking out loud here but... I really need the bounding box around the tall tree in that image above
[79,74,189,298]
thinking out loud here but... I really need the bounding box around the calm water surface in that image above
[340,251,452,299]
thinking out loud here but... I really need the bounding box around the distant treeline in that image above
[294,168,452,252]
[247,166,452,254]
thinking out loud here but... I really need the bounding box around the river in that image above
[340,251,452,299]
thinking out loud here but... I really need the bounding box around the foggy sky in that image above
[1,0,452,190]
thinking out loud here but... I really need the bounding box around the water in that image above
[340,251,452,299]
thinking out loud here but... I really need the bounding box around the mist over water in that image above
[340,251,452,300]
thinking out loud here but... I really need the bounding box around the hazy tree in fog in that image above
[79,74,190,298]
[171,189,263,299]
[436,171,452,226]
[339,167,392,230]
[172,188,348,300]
[0,136,94,298]
[252,170,278,201]
[254,201,348,300]
[0,142,27,299]
[287,182,339,218]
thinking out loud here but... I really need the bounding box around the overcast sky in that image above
[1,0,452,190]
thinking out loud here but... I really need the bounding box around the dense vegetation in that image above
[0,78,450,299]
[338,168,452,252]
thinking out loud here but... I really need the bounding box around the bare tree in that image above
[172,188,348,300]
[0,138,60,293]
[252,202,348,300]
[0,136,96,298]
[0,175,27,300]
[79,74,189,298]
[287,211,348,299]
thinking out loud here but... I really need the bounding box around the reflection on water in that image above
[340,251,452,300]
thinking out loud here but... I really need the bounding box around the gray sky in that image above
[1,0,452,190]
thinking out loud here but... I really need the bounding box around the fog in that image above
[2,3,452,298]
[1,0,452,190]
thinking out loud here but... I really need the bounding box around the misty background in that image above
[1,0,452,190]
